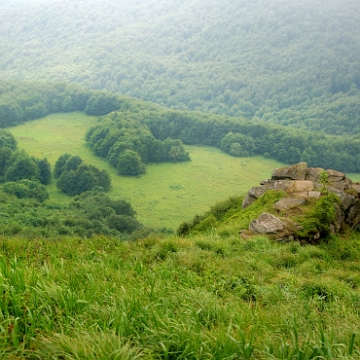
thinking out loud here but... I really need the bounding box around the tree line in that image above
[0,80,125,128]
[145,110,360,171]
[1,80,360,173]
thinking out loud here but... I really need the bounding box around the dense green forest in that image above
[0,0,359,135]
[1,80,360,173]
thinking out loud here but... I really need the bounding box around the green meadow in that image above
[9,112,288,229]
[1,233,360,359]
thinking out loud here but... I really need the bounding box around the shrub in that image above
[2,179,49,202]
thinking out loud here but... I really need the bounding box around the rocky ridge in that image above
[240,162,360,242]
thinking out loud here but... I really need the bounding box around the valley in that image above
[9,112,286,228]
[0,0,360,357]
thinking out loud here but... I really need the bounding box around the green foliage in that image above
[0,147,13,178]
[1,78,360,173]
[182,188,342,246]
[181,191,283,235]
[8,112,290,229]
[84,92,120,116]
[0,81,93,127]
[35,157,52,185]
[54,153,77,179]
[85,113,190,176]
[220,132,256,157]
[0,100,22,127]
[4,151,40,182]
[71,190,136,219]
[0,130,17,150]
[117,149,145,176]
[55,154,111,196]
[2,179,49,202]
[297,193,340,240]
[0,189,140,238]
[106,214,141,234]
[177,221,190,237]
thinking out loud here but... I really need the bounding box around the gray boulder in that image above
[305,167,323,182]
[271,162,308,180]
[274,198,306,211]
[241,193,257,209]
[329,188,356,210]
[249,213,285,234]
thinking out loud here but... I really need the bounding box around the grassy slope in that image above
[8,112,289,229]
[1,234,360,358]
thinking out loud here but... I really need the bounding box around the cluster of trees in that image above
[0,0,359,135]
[2,179,49,202]
[0,188,142,238]
[86,113,190,176]
[54,154,111,195]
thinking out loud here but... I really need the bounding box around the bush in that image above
[55,155,111,196]
[106,214,141,233]
[117,150,145,176]
[2,179,49,202]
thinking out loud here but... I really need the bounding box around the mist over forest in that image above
[0,0,359,135]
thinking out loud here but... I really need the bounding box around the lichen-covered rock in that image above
[308,191,321,198]
[346,200,360,230]
[326,169,345,182]
[249,213,285,234]
[241,193,257,209]
[290,180,314,193]
[274,198,306,211]
[329,188,356,210]
[305,167,323,182]
[248,186,268,199]
[271,162,308,180]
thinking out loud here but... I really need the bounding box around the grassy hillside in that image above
[8,112,286,229]
[1,233,360,358]
[0,0,359,134]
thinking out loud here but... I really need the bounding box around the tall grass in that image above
[0,233,359,358]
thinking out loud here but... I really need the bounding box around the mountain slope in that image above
[0,0,359,134]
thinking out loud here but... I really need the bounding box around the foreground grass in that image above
[8,112,288,229]
[0,233,360,359]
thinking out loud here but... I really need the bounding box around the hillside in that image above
[1,223,360,357]
[0,0,359,134]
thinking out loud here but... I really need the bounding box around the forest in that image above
[0,0,359,135]
[1,80,359,174]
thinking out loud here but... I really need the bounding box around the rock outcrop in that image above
[241,163,360,242]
